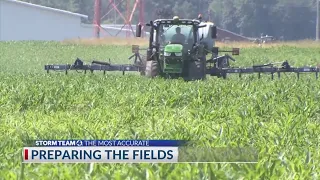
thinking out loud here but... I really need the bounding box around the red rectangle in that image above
[24,149,28,160]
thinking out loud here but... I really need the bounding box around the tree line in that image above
[21,0,318,40]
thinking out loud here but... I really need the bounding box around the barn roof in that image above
[216,27,250,40]
[4,0,88,19]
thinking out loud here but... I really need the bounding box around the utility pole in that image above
[114,0,116,25]
[94,0,101,38]
[317,0,320,41]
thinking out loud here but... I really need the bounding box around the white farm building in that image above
[0,0,136,41]
[0,0,98,41]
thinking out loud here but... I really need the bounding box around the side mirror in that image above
[136,23,142,37]
[197,24,207,28]
[211,26,217,39]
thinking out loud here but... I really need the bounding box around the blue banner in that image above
[33,140,188,147]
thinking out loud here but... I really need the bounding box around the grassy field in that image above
[0,40,320,179]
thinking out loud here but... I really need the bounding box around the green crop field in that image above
[0,41,320,179]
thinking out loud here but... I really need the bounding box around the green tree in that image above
[173,1,195,19]
[210,0,238,33]
[234,0,277,37]
[271,0,315,40]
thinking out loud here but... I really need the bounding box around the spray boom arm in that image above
[207,60,320,79]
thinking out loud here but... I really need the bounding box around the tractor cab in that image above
[136,16,216,50]
[157,19,195,51]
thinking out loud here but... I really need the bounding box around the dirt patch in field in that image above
[62,37,149,46]
[62,37,320,48]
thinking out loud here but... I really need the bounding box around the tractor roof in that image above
[153,19,201,26]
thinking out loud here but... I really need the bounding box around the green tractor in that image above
[135,16,218,80]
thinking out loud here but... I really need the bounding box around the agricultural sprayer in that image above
[44,16,320,80]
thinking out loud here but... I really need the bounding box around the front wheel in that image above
[145,60,159,78]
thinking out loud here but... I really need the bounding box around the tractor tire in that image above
[185,56,206,81]
[140,69,146,76]
[145,60,159,78]
[139,59,146,76]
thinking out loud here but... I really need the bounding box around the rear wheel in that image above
[145,60,159,77]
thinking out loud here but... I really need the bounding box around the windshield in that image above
[158,24,194,45]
